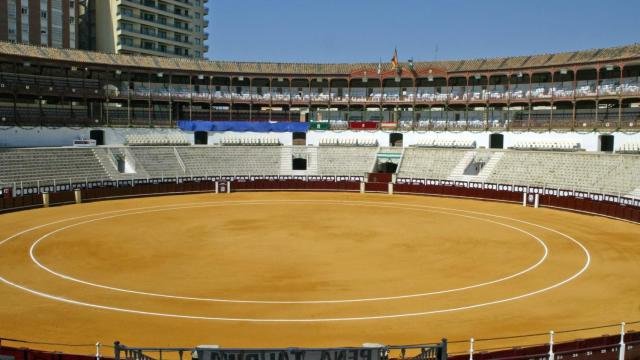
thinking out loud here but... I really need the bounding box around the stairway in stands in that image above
[279,147,293,175]
[92,148,119,180]
[447,151,478,181]
[93,147,149,180]
[447,151,504,183]
[476,152,504,182]
[305,146,319,175]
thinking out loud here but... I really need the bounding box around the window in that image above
[120,37,134,46]
[195,12,200,19]
[41,10,47,18]
[121,22,134,31]
[195,38,200,45]
[142,12,155,21]
[70,1,74,8]
[120,7,134,16]
[195,25,201,32]
[22,7,28,15]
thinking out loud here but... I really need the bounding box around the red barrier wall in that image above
[447,332,640,360]
[368,173,392,183]
[1,181,638,226]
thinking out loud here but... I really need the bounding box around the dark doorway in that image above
[292,132,306,145]
[376,162,398,173]
[292,157,307,170]
[489,133,504,149]
[194,131,208,145]
[390,133,403,147]
[89,129,105,145]
[599,134,614,152]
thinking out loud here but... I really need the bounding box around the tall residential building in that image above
[95,0,209,59]
[0,0,86,49]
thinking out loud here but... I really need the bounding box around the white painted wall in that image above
[1,126,640,152]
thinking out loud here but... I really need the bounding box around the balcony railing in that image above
[121,0,194,19]
[117,11,193,32]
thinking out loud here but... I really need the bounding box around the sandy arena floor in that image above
[0,192,638,355]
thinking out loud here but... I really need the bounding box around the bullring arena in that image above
[2,27,640,360]
[1,190,639,354]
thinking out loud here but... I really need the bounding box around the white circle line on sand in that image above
[27,200,548,304]
[0,197,591,322]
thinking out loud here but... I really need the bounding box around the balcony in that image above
[117,27,194,46]
[119,0,195,21]
[117,11,193,33]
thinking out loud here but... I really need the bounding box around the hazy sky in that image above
[205,0,639,63]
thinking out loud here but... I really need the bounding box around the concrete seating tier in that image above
[316,146,378,175]
[397,148,470,180]
[0,148,108,187]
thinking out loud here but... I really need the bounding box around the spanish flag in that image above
[391,48,399,69]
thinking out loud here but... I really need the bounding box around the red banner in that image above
[348,121,378,130]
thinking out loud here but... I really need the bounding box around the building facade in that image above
[0,42,638,134]
[0,0,86,49]
[95,0,209,59]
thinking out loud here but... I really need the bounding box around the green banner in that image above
[309,122,330,130]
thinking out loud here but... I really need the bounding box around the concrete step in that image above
[447,151,477,181]
[475,151,505,182]
[279,146,293,175]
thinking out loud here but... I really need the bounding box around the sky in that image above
[204,0,640,64]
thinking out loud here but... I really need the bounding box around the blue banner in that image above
[178,120,309,133]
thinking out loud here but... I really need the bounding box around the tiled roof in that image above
[1,42,638,76]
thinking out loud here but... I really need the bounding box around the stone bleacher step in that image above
[447,151,505,183]
[306,147,319,175]
[279,147,293,175]
[628,187,640,199]
[447,151,478,181]
[475,152,505,182]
